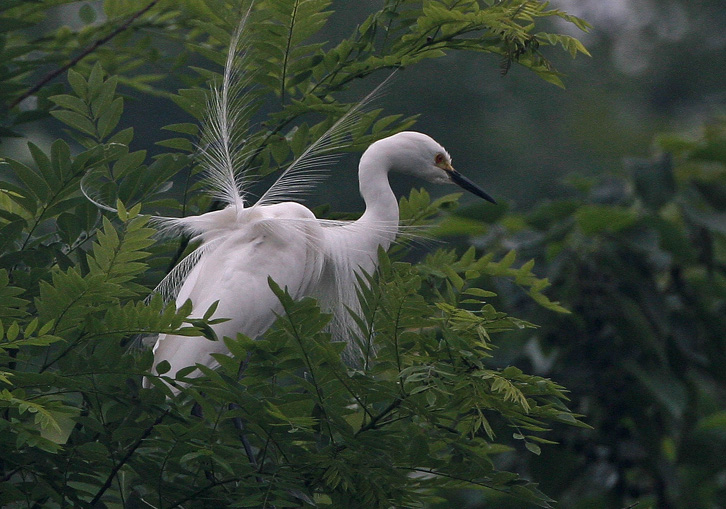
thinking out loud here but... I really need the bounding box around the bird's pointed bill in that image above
[449,170,496,204]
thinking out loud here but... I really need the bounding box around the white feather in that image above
[142,11,494,392]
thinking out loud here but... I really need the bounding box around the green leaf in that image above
[79,4,97,24]
[49,94,89,116]
[50,110,97,137]
[6,321,19,341]
[97,97,124,139]
[525,441,542,455]
[156,137,194,152]
[155,360,171,375]
[50,139,72,182]
[91,75,119,119]
[0,219,25,254]
[117,200,128,222]
[87,62,104,96]
[24,317,38,337]
[5,158,51,201]
[162,123,199,135]
[463,287,497,298]
[27,142,57,188]
[67,68,88,99]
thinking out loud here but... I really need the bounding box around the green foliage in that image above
[0,0,590,506]
[135,245,584,508]
[461,118,726,508]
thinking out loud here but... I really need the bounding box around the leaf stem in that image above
[280,0,302,104]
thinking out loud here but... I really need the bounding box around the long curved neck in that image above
[344,147,399,257]
[358,150,399,225]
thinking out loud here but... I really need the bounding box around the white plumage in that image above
[142,16,495,391]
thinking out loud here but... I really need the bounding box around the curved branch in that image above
[354,397,403,436]
[9,0,160,109]
[89,410,168,506]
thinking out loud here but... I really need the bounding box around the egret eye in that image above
[434,153,446,166]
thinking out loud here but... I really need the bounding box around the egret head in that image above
[374,131,496,204]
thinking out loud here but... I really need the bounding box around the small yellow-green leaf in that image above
[443,266,464,291]
[525,441,541,455]
[117,200,127,222]
[24,317,38,337]
[464,287,497,298]
[6,321,19,341]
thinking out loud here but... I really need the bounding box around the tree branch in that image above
[9,0,160,109]
[355,397,403,436]
[89,410,168,506]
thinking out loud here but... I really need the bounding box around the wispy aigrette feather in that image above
[152,237,222,303]
[196,11,254,210]
[160,5,394,233]
[151,8,399,308]
[142,3,497,386]
[257,73,395,207]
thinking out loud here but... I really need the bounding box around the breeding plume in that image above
[137,18,495,390]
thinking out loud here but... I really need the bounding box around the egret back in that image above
[145,202,325,391]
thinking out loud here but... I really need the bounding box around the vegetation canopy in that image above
[0,0,591,507]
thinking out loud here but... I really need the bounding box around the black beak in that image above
[449,170,497,204]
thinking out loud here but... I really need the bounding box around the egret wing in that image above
[146,207,324,391]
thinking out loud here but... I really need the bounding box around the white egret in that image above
[145,131,495,388]
[139,19,496,392]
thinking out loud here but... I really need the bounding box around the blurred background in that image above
[9,0,726,209]
[3,1,726,507]
[361,0,726,209]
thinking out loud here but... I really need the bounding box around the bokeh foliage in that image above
[442,119,726,507]
[0,0,592,507]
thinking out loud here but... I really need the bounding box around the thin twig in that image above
[9,0,160,109]
[355,397,402,436]
[230,351,264,482]
[89,410,168,506]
